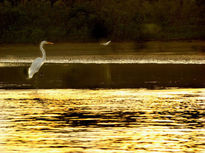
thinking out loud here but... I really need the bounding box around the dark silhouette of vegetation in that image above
[0,0,205,43]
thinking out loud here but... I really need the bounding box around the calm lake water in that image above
[1,63,205,89]
[0,41,205,152]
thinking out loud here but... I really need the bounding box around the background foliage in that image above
[0,0,205,43]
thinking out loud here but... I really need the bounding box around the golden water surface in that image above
[0,89,204,153]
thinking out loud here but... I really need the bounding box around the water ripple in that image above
[0,89,205,152]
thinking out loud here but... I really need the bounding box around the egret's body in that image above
[28,41,53,79]
[101,40,111,46]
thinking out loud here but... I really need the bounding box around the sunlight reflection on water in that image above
[1,54,205,65]
[0,89,205,153]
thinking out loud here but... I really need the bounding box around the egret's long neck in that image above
[40,43,46,60]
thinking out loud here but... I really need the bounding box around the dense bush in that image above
[0,0,205,43]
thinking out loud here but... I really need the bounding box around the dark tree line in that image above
[0,0,205,43]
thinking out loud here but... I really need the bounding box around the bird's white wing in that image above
[28,57,44,78]
[101,40,111,46]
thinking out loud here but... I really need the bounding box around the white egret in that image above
[101,40,111,46]
[28,40,54,79]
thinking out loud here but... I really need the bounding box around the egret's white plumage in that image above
[101,40,111,46]
[28,40,53,79]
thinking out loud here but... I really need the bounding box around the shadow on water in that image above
[29,110,205,129]
[1,63,205,89]
[25,104,205,129]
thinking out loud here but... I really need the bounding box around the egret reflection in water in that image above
[28,41,54,79]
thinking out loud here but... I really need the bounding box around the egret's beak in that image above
[47,41,54,45]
